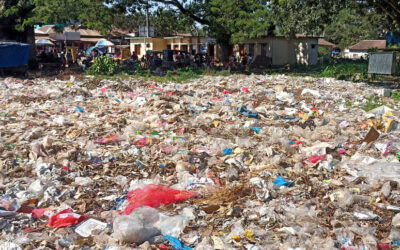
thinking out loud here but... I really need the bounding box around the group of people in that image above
[229,53,254,66]
[126,50,256,71]
[36,48,63,63]
[37,47,76,68]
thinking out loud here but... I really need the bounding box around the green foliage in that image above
[118,63,203,83]
[162,67,202,82]
[32,0,112,34]
[151,8,197,37]
[362,96,385,112]
[319,61,368,81]
[391,91,400,102]
[108,0,271,45]
[206,0,271,44]
[110,8,198,37]
[323,4,389,49]
[388,44,400,49]
[0,0,35,31]
[318,46,330,57]
[203,68,231,76]
[270,0,345,37]
[286,59,369,82]
[86,56,120,76]
[366,0,400,29]
[114,65,237,83]
[0,0,112,35]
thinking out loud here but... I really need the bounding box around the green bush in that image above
[318,46,330,57]
[388,44,400,49]
[86,56,120,76]
[319,61,368,81]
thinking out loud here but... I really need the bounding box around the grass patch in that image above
[362,96,386,112]
[391,91,400,102]
[86,62,234,83]
[281,58,369,82]
[345,101,354,107]
[318,61,368,81]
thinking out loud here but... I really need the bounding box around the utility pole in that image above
[145,3,150,54]
[145,5,150,38]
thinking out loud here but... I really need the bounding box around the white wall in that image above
[344,49,368,59]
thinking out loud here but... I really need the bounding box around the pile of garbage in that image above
[1,74,400,249]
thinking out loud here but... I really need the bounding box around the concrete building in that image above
[127,33,318,66]
[127,34,214,57]
[224,36,319,66]
[344,40,386,59]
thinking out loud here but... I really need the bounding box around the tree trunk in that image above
[25,25,37,69]
[219,44,230,63]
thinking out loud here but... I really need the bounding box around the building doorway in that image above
[134,44,141,56]
[261,43,267,56]
[239,44,245,56]
[208,45,214,57]
[248,44,255,57]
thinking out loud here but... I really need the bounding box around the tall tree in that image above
[151,8,197,37]
[324,3,390,48]
[0,0,36,65]
[106,0,272,60]
[269,0,347,37]
[363,0,400,29]
[270,0,398,38]
[32,0,113,34]
[116,8,197,37]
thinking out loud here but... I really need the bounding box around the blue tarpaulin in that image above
[0,43,30,68]
[387,32,400,46]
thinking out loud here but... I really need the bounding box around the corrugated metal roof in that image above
[349,40,386,50]
[318,39,337,47]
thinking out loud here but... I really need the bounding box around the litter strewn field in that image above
[1,74,400,249]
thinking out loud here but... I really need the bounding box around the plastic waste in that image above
[237,105,259,119]
[95,134,119,144]
[0,196,20,217]
[122,185,197,215]
[273,176,293,187]
[75,218,107,237]
[75,106,84,113]
[223,148,233,155]
[164,235,192,250]
[48,208,87,228]
[113,207,160,244]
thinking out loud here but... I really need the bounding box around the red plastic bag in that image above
[32,208,53,219]
[48,208,86,228]
[135,137,148,147]
[95,134,119,144]
[122,185,197,215]
[307,154,326,164]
